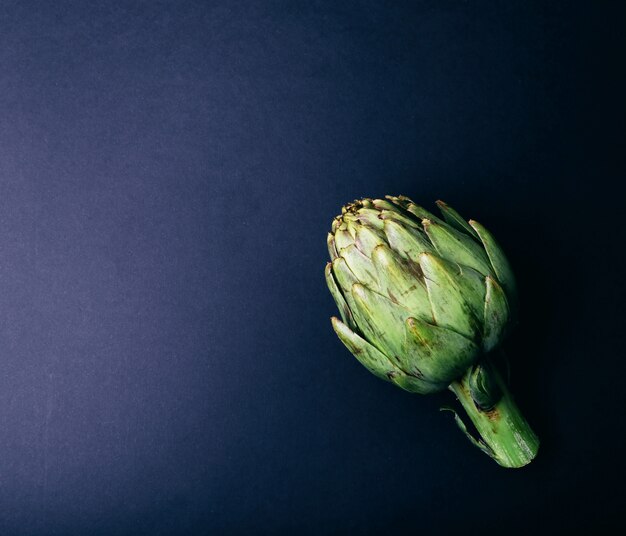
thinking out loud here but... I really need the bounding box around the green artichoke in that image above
[325,195,539,468]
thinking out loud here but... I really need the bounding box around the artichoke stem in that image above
[449,358,539,468]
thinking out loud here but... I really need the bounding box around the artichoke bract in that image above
[325,195,539,468]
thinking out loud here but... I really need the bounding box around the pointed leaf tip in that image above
[436,201,479,238]
[482,275,510,352]
[327,233,339,260]
[468,219,517,305]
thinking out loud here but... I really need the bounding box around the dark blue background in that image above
[1,1,624,534]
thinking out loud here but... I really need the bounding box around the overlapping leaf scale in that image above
[334,227,354,251]
[354,224,387,257]
[325,263,356,331]
[435,200,479,238]
[405,202,446,226]
[379,209,421,230]
[327,233,339,261]
[338,244,379,292]
[382,219,433,262]
[402,316,480,385]
[482,275,510,352]
[422,218,493,276]
[370,243,434,323]
[349,283,409,362]
[347,283,459,395]
[331,316,401,383]
[355,207,384,230]
[469,219,517,305]
[418,252,485,340]
[330,257,361,320]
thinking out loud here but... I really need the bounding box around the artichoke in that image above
[325,195,539,468]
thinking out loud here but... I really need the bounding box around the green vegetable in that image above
[325,196,539,468]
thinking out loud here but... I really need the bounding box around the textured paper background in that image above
[0,1,624,534]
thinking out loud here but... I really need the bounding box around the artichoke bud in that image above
[325,196,517,394]
[325,197,540,468]
[468,361,503,411]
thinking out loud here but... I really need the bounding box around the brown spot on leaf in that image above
[406,261,425,281]
[483,407,500,421]
[401,284,417,296]
[407,367,425,380]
